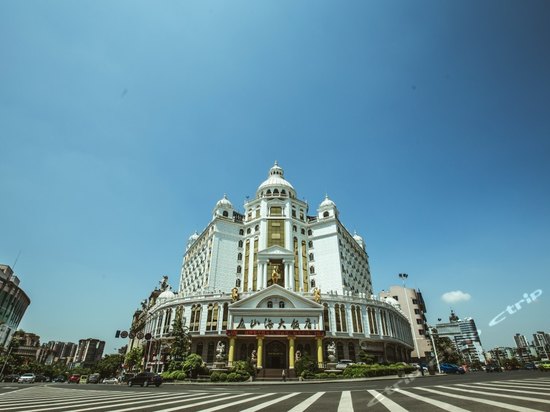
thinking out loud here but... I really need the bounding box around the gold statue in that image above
[231,287,240,302]
[271,265,280,284]
[313,287,321,303]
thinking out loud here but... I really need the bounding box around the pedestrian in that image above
[282,369,286,382]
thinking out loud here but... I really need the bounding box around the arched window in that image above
[351,305,358,333]
[237,265,242,273]
[308,229,312,235]
[355,306,363,333]
[340,304,348,332]
[308,241,313,248]
[323,211,329,218]
[310,279,316,288]
[247,228,251,234]
[281,190,286,196]
[279,301,285,308]
[309,253,314,261]
[301,228,305,235]
[222,211,228,217]
[196,341,204,357]
[237,253,242,261]
[255,225,259,232]
[267,301,273,308]
[323,303,330,331]
[293,225,297,232]
[273,189,279,196]
[207,342,215,363]
[235,278,241,287]
[238,240,243,247]
[222,302,229,329]
[337,342,344,361]
[266,189,272,196]
[348,343,356,361]
[191,304,202,332]
[335,304,341,331]
[207,303,219,331]
[239,229,244,235]
[292,209,296,218]
[309,266,315,274]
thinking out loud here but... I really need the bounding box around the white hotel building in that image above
[134,163,413,376]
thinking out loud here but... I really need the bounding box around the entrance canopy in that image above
[227,284,323,337]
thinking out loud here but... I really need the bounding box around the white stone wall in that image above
[310,220,343,293]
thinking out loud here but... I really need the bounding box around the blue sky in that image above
[1,1,549,354]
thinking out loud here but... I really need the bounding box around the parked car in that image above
[335,360,354,370]
[127,372,162,387]
[68,374,81,383]
[439,363,465,374]
[18,373,36,383]
[102,377,118,384]
[87,374,101,384]
[2,374,20,382]
[34,374,48,382]
[79,375,89,384]
[53,375,67,383]
[486,363,503,372]
[539,360,550,371]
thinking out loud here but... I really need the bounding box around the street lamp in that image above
[398,273,420,361]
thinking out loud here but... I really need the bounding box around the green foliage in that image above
[124,347,143,371]
[294,353,317,377]
[210,371,220,382]
[358,350,375,364]
[167,360,183,372]
[226,372,239,382]
[301,370,316,379]
[182,354,203,378]
[219,372,228,382]
[433,336,462,364]
[96,354,124,379]
[170,315,191,362]
[232,360,256,377]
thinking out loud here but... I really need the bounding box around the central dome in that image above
[256,161,296,198]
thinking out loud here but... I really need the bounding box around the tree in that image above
[433,336,462,365]
[169,309,191,371]
[358,350,375,364]
[125,347,143,371]
[182,354,203,379]
[96,354,125,378]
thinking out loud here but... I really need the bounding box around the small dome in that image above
[158,289,175,300]
[215,194,233,209]
[256,161,296,198]
[319,194,336,209]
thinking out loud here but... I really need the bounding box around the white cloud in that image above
[441,290,471,304]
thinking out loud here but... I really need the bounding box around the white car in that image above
[18,373,36,383]
[102,377,118,384]
[335,360,354,370]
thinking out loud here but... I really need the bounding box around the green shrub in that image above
[210,372,220,382]
[232,360,256,377]
[315,372,329,379]
[295,354,317,377]
[226,372,239,382]
[175,371,188,381]
[301,370,315,379]
[183,354,204,379]
[219,372,228,382]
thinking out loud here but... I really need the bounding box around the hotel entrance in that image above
[265,340,286,369]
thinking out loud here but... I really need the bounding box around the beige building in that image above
[380,286,432,361]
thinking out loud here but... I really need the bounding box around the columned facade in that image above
[132,163,414,374]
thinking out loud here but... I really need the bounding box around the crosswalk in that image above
[0,377,549,411]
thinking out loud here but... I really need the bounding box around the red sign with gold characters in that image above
[227,329,324,337]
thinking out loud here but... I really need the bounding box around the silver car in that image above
[18,373,36,383]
